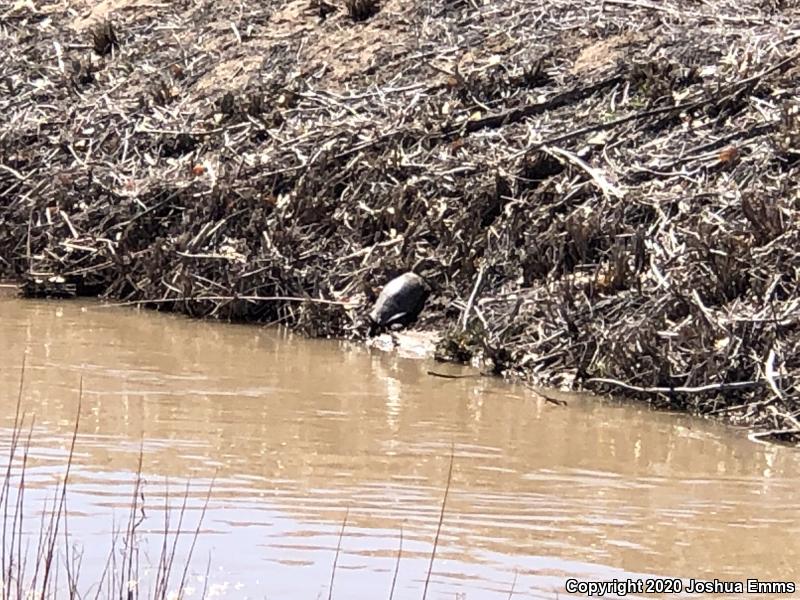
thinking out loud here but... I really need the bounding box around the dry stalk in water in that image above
[422,444,455,600]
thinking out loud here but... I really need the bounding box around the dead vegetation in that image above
[1,0,800,441]
[0,359,211,598]
[345,0,379,21]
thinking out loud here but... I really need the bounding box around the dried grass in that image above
[0,360,211,598]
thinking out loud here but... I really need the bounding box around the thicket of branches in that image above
[1,0,799,440]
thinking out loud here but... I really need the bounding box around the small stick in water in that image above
[426,370,484,379]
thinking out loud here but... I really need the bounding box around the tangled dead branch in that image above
[1,0,799,442]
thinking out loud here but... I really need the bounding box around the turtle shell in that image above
[368,272,429,328]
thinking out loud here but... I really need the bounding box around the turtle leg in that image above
[386,312,410,330]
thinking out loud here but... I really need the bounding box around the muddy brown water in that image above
[1,297,800,599]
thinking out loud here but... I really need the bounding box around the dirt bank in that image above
[1,0,799,442]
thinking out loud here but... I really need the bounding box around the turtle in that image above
[368,272,430,332]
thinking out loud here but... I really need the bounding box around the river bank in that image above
[2,0,799,442]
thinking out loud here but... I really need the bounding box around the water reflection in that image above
[1,298,799,599]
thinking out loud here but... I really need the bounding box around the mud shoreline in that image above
[2,0,799,442]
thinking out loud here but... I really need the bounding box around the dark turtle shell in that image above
[369,272,429,329]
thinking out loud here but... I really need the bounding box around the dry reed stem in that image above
[176,474,215,598]
[0,370,211,598]
[388,526,403,600]
[121,442,145,600]
[422,444,455,600]
[39,377,82,598]
[328,506,349,600]
[1,354,26,597]
[507,569,518,599]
